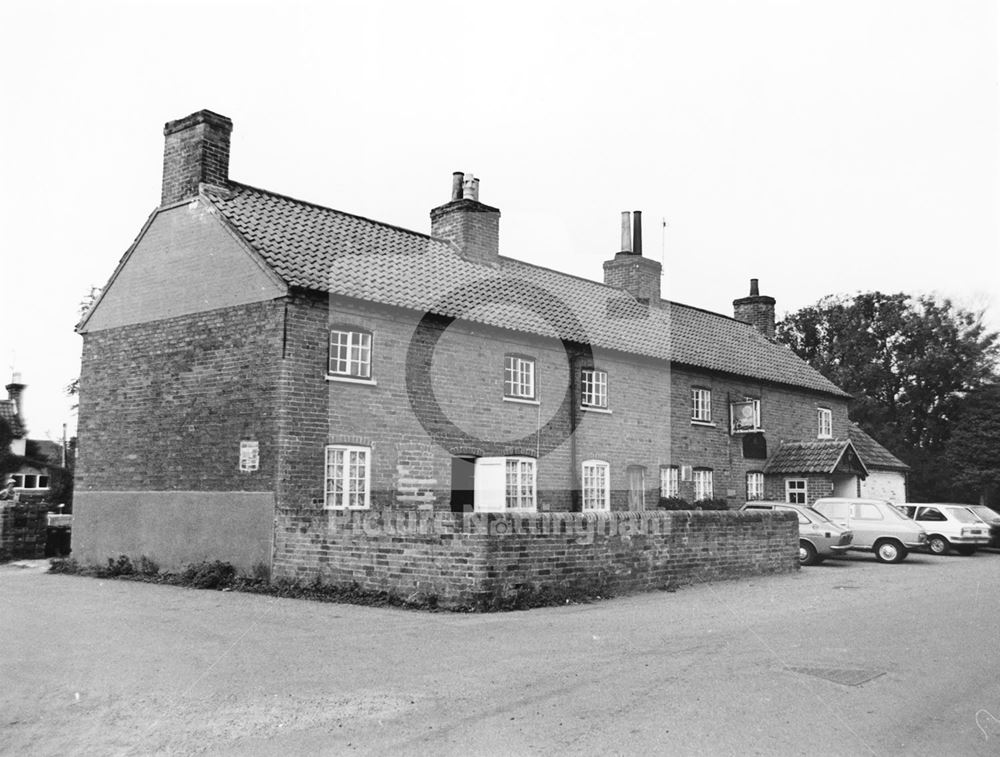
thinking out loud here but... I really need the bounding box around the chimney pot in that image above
[462,173,480,202]
[620,211,632,253]
[450,172,464,201]
[632,211,643,257]
[749,278,760,296]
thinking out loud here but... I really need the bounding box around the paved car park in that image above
[2,549,1000,756]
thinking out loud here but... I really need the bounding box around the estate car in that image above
[811,498,927,563]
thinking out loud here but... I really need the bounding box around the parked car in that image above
[964,505,1000,548]
[811,498,927,563]
[894,503,991,555]
[739,501,853,566]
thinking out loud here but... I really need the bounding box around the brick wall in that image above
[273,509,799,609]
[77,300,285,492]
[0,503,48,561]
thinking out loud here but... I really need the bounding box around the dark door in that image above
[450,457,476,513]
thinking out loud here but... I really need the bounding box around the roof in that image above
[28,439,64,465]
[196,182,848,397]
[847,424,910,471]
[0,400,25,438]
[763,440,869,476]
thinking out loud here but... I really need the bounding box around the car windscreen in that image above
[802,507,834,524]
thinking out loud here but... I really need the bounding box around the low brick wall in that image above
[273,509,798,609]
[0,503,49,561]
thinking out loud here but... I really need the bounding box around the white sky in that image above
[1,0,997,442]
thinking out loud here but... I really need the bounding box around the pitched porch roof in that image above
[763,439,870,477]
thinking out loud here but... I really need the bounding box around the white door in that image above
[474,457,506,512]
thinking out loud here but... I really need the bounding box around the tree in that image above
[776,292,999,500]
[942,384,1000,507]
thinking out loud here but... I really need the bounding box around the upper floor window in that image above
[505,457,536,510]
[329,329,372,379]
[746,471,765,501]
[731,398,762,433]
[693,468,714,501]
[581,460,610,511]
[581,369,608,409]
[691,387,712,423]
[817,408,833,439]
[324,445,371,509]
[504,355,536,400]
[660,465,679,498]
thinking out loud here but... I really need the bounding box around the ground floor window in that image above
[506,458,536,510]
[660,465,679,498]
[746,472,764,501]
[693,468,713,501]
[11,473,49,489]
[324,445,371,509]
[582,460,610,510]
[785,478,807,504]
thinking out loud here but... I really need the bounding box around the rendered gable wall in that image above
[84,200,285,332]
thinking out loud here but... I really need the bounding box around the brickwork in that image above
[0,503,48,561]
[272,509,799,609]
[429,199,500,265]
[77,300,284,492]
[602,253,662,303]
[161,110,232,205]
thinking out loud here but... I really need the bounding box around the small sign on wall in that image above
[239,441,259,472]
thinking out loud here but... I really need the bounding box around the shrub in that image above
[48,557,80,574]
[657,497,691,510]
[181,561,237,590]
[104,555,135,577]
[693,497,730,511]
[136,555,160,576]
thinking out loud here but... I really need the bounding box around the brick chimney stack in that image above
[430,172,501,265]
[733,278,776,338]
[603,210,662,304]
[161,110,233,206]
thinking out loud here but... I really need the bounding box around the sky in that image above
[1,0,997,442]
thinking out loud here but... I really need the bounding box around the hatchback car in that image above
[739,502,853,566]
[894,503,991,555]
[812,497,927,563]
[964,505,1000,548]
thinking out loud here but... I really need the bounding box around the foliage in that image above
[181,560,237,589]
[942,383,1000,507]
[0,416,21,481]
[693,498,730,511]
[657,496,690,510]
[777,292,999,499]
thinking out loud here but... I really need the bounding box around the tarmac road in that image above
[2,550,999,756]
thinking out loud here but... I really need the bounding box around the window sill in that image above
[503,396,540,406]
[817,434,833,440]
[324,506,371,511]
[326,374,377,386]
[690,420,717,427]
[581,406,612,414]
[732,428,765,434]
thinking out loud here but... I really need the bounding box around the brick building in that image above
[73,110,897,580]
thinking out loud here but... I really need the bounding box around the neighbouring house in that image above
[848,423,910,502]
[0,374,61,498]
[73,110,903,602]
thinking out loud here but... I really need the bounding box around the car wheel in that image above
[928,535,950,555]
[799,541,818,566]
[875,539,907,563]
[956,545,977,556]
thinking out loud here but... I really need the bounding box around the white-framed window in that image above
[730,398,762,433]
[786,478,807,504]
[746,471,765,501]
[660,466,679,498]
[581,460,610,511]
[691,387,712,423]
[504,355,536,400]
[328,329,372,379]
[324,445,371,509]
[581,369,608,409]
[817,407,833,439]
[505,457,536,510]
[693,468,714,501]
[11,474,49,490]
